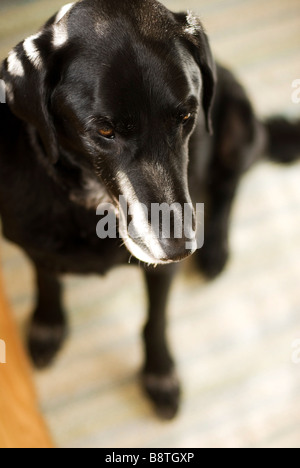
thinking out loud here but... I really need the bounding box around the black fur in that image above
[0,0,299,419]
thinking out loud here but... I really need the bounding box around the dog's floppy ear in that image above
[0,31,59,163]
[175,11,217,134]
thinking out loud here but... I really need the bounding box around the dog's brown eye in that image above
[99,127,115,139]
[182,113,192,124]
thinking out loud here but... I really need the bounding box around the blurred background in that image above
[0,0,300,448]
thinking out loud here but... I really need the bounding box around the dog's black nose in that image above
[158,237,197,262]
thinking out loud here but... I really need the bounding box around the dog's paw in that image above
[197,241,229,279]
[142,371,181,420]
[27,320,67,369]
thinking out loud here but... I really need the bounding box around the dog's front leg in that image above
[142,264,181,419]
[28,266,67,368]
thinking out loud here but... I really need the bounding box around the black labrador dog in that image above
[0,0,299,419]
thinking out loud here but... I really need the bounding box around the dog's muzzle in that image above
[118,197,197,265]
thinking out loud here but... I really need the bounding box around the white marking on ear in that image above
[23,33,43,69]
[52,2,74,48]
[185,10,201,36]
[55,2,74,24]
[7,50,25,77]
[52,25,69,48]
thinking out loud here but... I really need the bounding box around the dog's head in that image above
[1,0,216,265]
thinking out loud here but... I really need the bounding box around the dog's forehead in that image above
[101,40,200,108]
[65,0,179,39]
[68,36,201,122]
[70,22,199,101]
